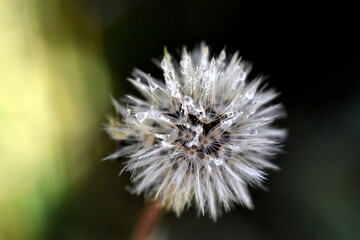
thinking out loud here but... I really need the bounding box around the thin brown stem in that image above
[131,199,163,240]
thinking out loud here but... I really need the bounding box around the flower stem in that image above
[131,199,163,240]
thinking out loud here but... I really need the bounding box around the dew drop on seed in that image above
[183,95,193,105]
[147,76,159,92]
[160,58,167,70]
[127,108,131,115]
[169,71,175,79]
[180,56,190,69]
[261,117,272,125]
[210,157,224,166]
[226,111,234,118]
[249,108,256,115]
[219,50,226,61]
[246,109,256,119]
[251,97,260,105]
[228,145,241,151]
[180,60,185,68]
[135,112,148,123]
[161,141,172,148]
[202,46,209,56]
[155,134,169,140]
[221,119,233,127]
[238,71,246,81]
[149,84,158,92]
[194,125,203,134]
[246,128,257,135]
[159,115,170,122]
[172,91,181,98]
[214,159,223,166]
[193,104,205,117]
[245,87,256,99]
[210,58,216,67]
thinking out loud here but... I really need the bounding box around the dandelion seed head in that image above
[105,43,287,220]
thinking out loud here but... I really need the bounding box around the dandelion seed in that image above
[105,43,287,220]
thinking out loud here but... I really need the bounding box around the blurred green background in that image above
[1,0,359,239]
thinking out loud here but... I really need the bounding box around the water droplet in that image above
[237,111,244,118]
[169,71,175,79]
[135,112,148,123]
[202,46,209,56]
[200,47,209,67]
[160,58,167,69]
[246,128,257,135]
[180,56,190,69]
[183,95,193,105]
[255,118,272,127]
[171,90,181,98]
[214,159,223,166]
[186,125,203,147]
[246,109,256,119]
[238,71,246,81]
[245,87,256,99]
[147,75,160,92]
[226,111,234,118]
[159,115,170,122]
[231,71,247,89]
[195,66,200,74]
[161,141,172,148]
[221,119,233,127]
[180,60,185,68]
[219,50,226,61]
[148,108,170,123]
[210,157,224,166]
[228,145,241,151]
[193,125,203,134]
[127,108,131,115]
[262,117,272,124]
[155,134,170,140]
[193,104,203,112]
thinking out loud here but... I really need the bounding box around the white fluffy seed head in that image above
[105,43,287,220]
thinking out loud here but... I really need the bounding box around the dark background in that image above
[1,0,359,239]
[52,0,360,239]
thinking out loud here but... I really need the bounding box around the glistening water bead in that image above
[105,44,286,220]
[135,112,148,123]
